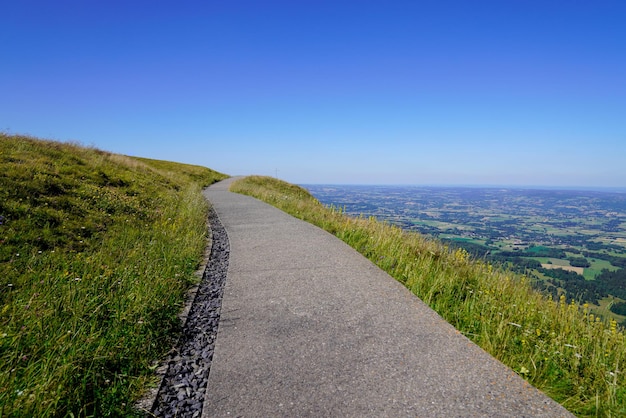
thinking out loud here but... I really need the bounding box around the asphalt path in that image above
[202,178,572,417]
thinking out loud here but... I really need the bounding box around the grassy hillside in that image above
[231,176,626,418]
[0,134,227,416]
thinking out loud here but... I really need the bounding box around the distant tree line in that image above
[568,256,591,268]
[602,219,623,232]
[593,268,626,300]
[543,270,601,304]
[582,251,626,269]
[610,301,626,316]
[498,247,568,259]
[442,238,626,308]
[533,267,626,307]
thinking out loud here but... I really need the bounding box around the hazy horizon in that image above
[300,183,626,194]
[3,1,625,188]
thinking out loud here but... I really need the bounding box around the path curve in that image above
[202,178,572,417]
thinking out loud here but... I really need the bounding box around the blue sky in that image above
[2,1,625,187]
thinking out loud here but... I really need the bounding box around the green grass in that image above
[594,297,626,326]
[231,175,626,418]
[585,259,620,280]
[0,134,227,416]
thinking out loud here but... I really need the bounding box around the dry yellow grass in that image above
[541,263,585,275]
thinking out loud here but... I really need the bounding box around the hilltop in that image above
[2,134,626,416]
[0,134,227,416]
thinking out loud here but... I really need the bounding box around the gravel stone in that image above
[150,206,229,417]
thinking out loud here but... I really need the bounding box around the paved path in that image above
[202,178,572,417]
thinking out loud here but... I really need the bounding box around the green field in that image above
[585,258,620,280]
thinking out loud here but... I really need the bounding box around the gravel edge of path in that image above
[137,205,230,417]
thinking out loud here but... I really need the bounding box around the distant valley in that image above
[304,185,626,322]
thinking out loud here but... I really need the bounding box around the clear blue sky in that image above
[2,0,625,187]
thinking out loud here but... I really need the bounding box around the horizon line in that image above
[297,182,626,193]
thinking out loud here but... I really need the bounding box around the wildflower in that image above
[454,248,469,263]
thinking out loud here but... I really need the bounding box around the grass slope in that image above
[0,134,227,416]
[231,175,626,418]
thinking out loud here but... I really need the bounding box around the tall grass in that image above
[0,134,227,416]
[231,175,626,417]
